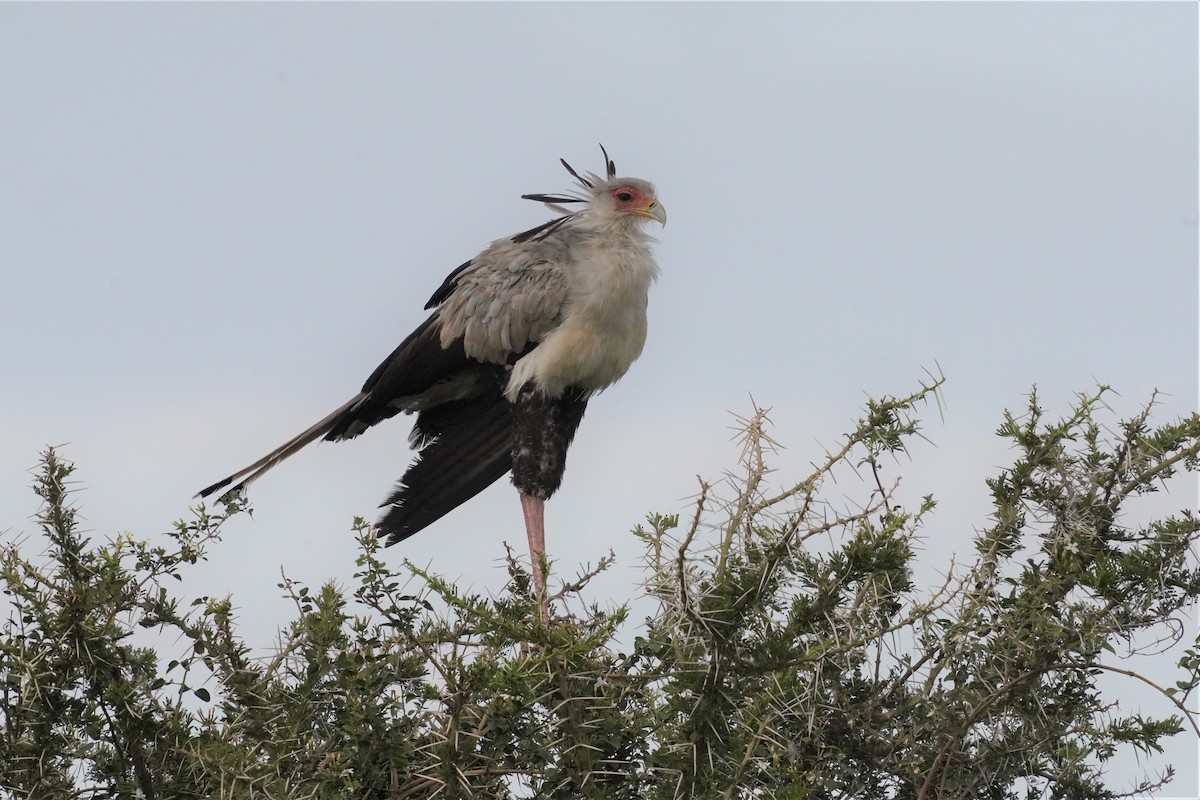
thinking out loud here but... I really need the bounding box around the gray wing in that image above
[433,237,571,365]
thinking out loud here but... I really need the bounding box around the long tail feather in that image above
[195,393,366,500]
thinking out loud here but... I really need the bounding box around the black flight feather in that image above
[425,259,474,309]
[325,321,472,441]
[376,384,513,545]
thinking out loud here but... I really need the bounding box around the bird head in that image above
[515,145,665,243]
[593,177,667,227]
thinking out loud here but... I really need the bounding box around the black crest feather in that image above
[599,143,616,179]
[521,194,586,204]
[514,147,622,245]
[559,158,592,188]
[511,215,573,244]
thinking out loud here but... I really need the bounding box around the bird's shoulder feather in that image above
[434,237,572,365]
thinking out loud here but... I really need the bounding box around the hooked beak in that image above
[637,201,667,227]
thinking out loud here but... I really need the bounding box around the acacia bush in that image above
[2,379,1198,799]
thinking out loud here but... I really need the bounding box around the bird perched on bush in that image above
[198,146,665,620]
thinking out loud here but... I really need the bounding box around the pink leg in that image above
[519,492,548,623]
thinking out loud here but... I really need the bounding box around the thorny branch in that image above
[5,383,1199,800]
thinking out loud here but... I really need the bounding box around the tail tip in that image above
[194,477,243,502]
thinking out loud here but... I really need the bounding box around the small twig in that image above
[677,477,710,625]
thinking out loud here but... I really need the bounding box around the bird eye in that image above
[615,191,634,203]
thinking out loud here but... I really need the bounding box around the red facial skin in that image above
[610,186,653,212]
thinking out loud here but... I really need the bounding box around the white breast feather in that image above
[506,234,659,400]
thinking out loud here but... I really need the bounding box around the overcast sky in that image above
[1,2,1196,794]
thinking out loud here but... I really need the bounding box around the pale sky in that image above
[1,2,1197,794]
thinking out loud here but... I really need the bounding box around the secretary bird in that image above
[197,146,665,620]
